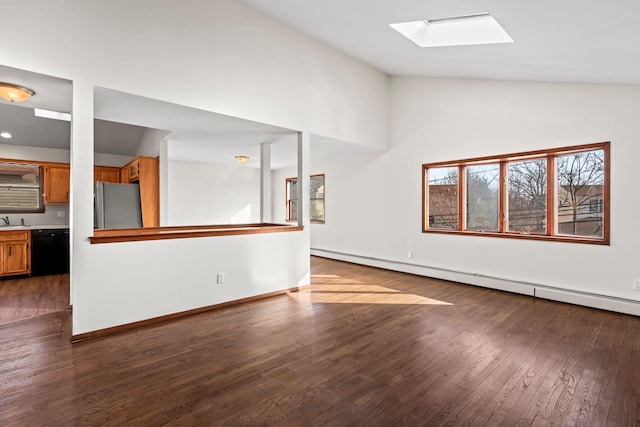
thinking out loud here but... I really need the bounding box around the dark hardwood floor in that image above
[1,257,639,426]
[0,273,69,325]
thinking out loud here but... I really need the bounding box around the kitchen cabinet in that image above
[121,156,159,227]
[0,229,30,277]
[125,159,140,182]
[94,166,120,183]
[43,163,70,204]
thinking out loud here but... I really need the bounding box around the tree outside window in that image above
[422,142,609,244]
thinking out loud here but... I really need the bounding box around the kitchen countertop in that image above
[0,224,69,230]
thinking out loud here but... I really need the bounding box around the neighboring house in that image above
[428,183,604,238]
[557,184,604,237]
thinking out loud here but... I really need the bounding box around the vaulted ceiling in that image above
[240,0,640,85]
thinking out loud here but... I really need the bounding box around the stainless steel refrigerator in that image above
[94,181,143,229]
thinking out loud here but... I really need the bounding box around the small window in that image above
[0,161,45,213]
[286,174,325,223]
[422,142,609,244]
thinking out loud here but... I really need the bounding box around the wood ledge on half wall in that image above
[90,223,304,244]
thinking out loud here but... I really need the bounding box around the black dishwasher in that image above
[30,228,70,276]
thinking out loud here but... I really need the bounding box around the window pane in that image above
[289,179,298,201]
[289,200,298,221]
[507,158,546,233]
[310,175,324,222]
[310,199,324,222]
[0,162,42,211]
[556,149,605,238]
[466,164,499,232]
[0,187,40,209]
[427,167,458,230]
[310,176,324,199]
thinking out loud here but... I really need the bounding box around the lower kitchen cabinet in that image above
[0,230,30,277]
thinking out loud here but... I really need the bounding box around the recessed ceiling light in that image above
[390,12,513,48]
[0,131,12,139]
[34,108,72,121]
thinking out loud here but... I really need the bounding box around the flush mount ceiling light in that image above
[0,132,12,139]
[0,82,36,103]
[235,155,250,163]
[390,12,513,47]
[34,108,72,122]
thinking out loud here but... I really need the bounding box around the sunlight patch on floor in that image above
[311,274,363,285]
[293,276,452,305]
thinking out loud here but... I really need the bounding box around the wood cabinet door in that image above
[44,163,70,204]
[120,165,130,183]
[128,159,140,182]
[3,242,28,275]
[94,166,120,183]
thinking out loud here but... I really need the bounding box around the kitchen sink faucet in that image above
[1,216,9,226]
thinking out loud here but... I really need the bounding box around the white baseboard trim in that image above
[311,248,640,317]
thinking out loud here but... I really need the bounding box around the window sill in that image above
[423,228,609,245]
[90,223,304,244]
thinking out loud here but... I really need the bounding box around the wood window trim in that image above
[286,174,325,224]
[422,142,610,245]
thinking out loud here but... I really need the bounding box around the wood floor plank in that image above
[0,273,69,325]
[1,256,640,425]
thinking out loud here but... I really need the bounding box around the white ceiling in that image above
[239,0,640,85]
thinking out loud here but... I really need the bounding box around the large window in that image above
[286,174,325,223]
[0,161,44,213]
[423,142,609,244]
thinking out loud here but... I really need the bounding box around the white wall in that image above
[0,0,388,151]
[137,128,169,157]
[167,160,261,226]
[0,0,386,334]
[310,77,640,307]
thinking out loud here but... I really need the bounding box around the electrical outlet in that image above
[407,251,413,259]
[217,273,225,284]
[633,279,640,291]
[56,210,65,218]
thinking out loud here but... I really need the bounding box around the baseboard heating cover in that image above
[311,248,640,317]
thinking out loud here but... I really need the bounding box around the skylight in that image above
[390,13,513,48]
[34,108,72,122]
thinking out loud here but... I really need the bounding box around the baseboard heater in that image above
[311,248,640,317]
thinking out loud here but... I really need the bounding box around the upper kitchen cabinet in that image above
[43,163,70,204]
[121,156,159,227]
[94,166,120,183]
[123,158,140,182]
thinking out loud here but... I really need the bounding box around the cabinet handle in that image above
[8,246,11,256]
[66,191,69,200]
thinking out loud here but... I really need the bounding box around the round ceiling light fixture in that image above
[0,82,36,103]
[0,132,12,139]
[235,155,250,163]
